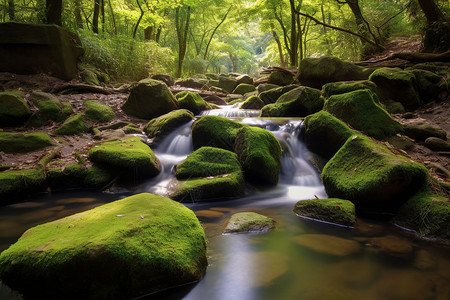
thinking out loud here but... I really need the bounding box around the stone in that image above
[218,76,238,93]
[84,100,115,122]
[80,68,99,85]
[385,135,415,151]
[236,74,254,85]
[293,234,362,257]
[403,122,447,141]
[0,168,46,202]
[175,77,209,89]
[322,80,379,98]
[144,109,194,144]
[54,114,87,135]
[0,91,30,126]
[28,91,69,126]
[151,74,175,86]
[329,259,381,287]
[240,96,265,109]
[293,198,356,227]
[0,193,207,299]
[232,83,256,95]
[175,91,210,115]
[353,220,385,237]
[259,84,298,105]
[369,235,414,260]
[408,69,442,102]
[260,86,324,117]
[257,83,279,94]
[223,212,276,234]
[424,137,450,151]
[121,79,179,119]
[267,71,295,86]
[0,132,53,153]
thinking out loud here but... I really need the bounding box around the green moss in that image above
[61,101,73,116]
[0,168,46,201]
[191,116,246,151]
[234,126,281,186]
[394,189,450,239]
[232,83,256,95]
[258,84,298,105]
[385,101,405,114]
[0,91,31,125]
[303,110,355,159]
[260,86,324,117]
[46,164,86,190]
[124,124,143,134]
[84,165,115,188]
[408,69,442,102]
[240,96,264,109]
[80,68,100,85]
[84,100,116,122]
[175,147,241,179]
[218,76,238,93]
[28,91,67,126]
[55,114,87,135]
[0,193,207,299]
[175,91,209,115]
[322,80,379,98]
[0,132,53,153]
[144,109,194,144]
[223,212,276,234]
[267,71,294,86]
[293,198,355,227]
[403,122,447,141]
[324,89,403,140]
[322,135,429,214]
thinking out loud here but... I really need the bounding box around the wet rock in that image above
[0,132,53,153]
[258,84,298,105]
[54,114,87,135]
[0,91,31,126]
[122,78,179,119]
[322,80,379,98]
[175,91,210,115]
[260,86,324,118]
[368,235,414,260]
[293,234,362,257]
[223,212,276,234]
[0,168,46,202]
[202,94,227,105]
[151,74,175,86]
[403,122,447,141]
[192,116,245,151]
[413,249,436,270]
[232,83,256,95]
[424,137,450,151]
[195,210,225,218]
[324,89,402,140]
[293,198,355,227]
[354,220,385,237]
[218,76,238,93]
[322,135,429,214]
[84,100,115,122]
[240,96,264,109]
[47,163,114,190]
[0,193,207,299]
[267,71,295,86]
[236,74,254,85]
[144,109,193,144]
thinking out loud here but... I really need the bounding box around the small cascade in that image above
[155,121,193,157]
[200,104,260,118]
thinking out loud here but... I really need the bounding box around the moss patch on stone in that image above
[0,168,46,202]
[144,109,194,144]
[0,193,207,299]
[258,84,298,105]
[293,198,355,227]
[267,71,294,86]
[403,122,447,141]
[0,91,31,125]
[84,100,115,122]
[175,91,209,115]
[223,212,276,234]
[322,80,379,98]
[240,96,264,109]
[55,114,87,135]
[232,83,256,95]
[0,132,53,153]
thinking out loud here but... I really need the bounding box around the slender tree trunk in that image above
[101,0,105,32]
[133,0,144,38]
[155,26,162,43]
[175,5,191,78]
[289,0,298,67]
[45,0,62,25]
[75,0,84,29]
[272,30,286,67]
[107,0,116,35]
[93,0,100,33]
[8,0,14,21]
[204,5,232,60]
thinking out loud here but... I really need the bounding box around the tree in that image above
[8,0,14,21]
[418,0,449,53]
[93,0,100,33]
[45,0,62,25]
[175,4,191,77]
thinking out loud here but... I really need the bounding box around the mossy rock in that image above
[395,190,450,239]
[293,198,355,227]
[223,212,276,234]
[122,78,179,119]
[240,96,265,109]
[257,83,279,94]
[206,73,219,80]
[408,69,442,102]
[176,78,209,89]
[0,193,207,299]
[322,135,429,214]
[236,74,253,85]
[175,147,241,179]
[369,67,421,110]
[324,89,403,140]
[0,91,31,125]
[46,163,87,190]
[0,132,53,153]
[234,126,281,186]
[175,91,210,115]
[298,56,374,89]
[260,86,324,118]
[28,91,70,126]
[424,137,450,151]
[322,80,379,98]
[232,83,256,95]
[88,137,161,180]
[84,165,115,188]
[218,76,238,93]
[403,122,447,141]
[258,84,298,105]
[191,116,245,151]
[144,109,194,144]
[0,168,46,202]
[123,124,142,134]
[302,110,355,159]
[54,114,87,135]
[84,100,115,122]
[267,71,294,86]
[151,74,175,87]
[61,101,73,116]
[80,68,100,85]
[385,101,406,114]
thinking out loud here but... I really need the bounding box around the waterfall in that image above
[200,104,260,118]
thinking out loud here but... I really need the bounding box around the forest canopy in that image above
[0,0,449,80]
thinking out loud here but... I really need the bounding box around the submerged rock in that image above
[54,113,87,135]
[223,212,276,234]
[0,168,46,202]
[84,100,115,122]
[369,235,415,260]
[0,91,31,126]
[175,91,210,115]
[0,193,207,299]
[293,234,362,257]
[293,198,356,227]
[0,132,53,153]
[144,109,194,144]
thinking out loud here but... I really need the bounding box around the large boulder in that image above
[324,89,402,140]
[151,74,175,86]
[223,212,276,234]
[0,132,53,153]
[258,84,298,105]
[0,193,207,299]
[232,83,256,95]
[54,114,87,135]
[234,126,282,186]
[175,77,209,89]
[260,86,324,118]
[0,168,46,202]
[293,198,356,227]
[240,96,265,109]
[322,80,379,98]
[121,79,179,119]
[0,22,83,80]
[144,109,194,144]
[236,74,254,85]
[267,71,295,86]
[302,110,354,159]
[0,91,31,126]
[218,76,238,93]
[369,67,421,110]
[84,100,115,122]
[175,91,210,115]
[298,57,374,89]
[322,135,429,214]
[408,69,443,102]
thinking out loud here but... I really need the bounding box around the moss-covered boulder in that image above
[394,190,450,239]
[0,193,207,299]
[302,110,354,159]
[175,91,210,115]
[191,116,245,151]
[234,126,281,186]
[267,71,295,86]
[324,89,402,140]
[223,212,276,234]
[88,137,161,180]
[28,91,70,126]
[232,83,256,95]
[260,86,324,118]
[322,80,379,98]
[218,76,238,93]
[0,91,31,126]
[258,84,298,105]
[144,109,194,144]
[0,168,46,202]
[151,74,175,87]
[293,198,356,227]
[403,122,447,141]
[47,164,114,190]
[54,114,87,135]
[322,135,429,214]
[408,69,443,102]
[122,79,179,119]
[369,67,421,110]
[175,77,209,89]
[0,132,53,153]
[257,83,279,94]
[84,100,115,122]
[298,57,374,89]
[240,96,265,109]
[80,68,100,85]
[175,147,241,179]
[236,74,253,85]
[424,137,450,151]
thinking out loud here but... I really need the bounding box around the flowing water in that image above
[1,108,449,300]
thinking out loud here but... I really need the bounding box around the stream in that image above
[1,107,449,299]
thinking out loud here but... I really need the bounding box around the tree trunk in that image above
[107,0,117,35]
[175,5,191,78]
[93,0,100,33]
[133,0,144,38]
[204,5,232,60]
[101,0,105,32]
[155,26,162,43]
[418,0,449,53]
[289,0,298,67]
[418,0,445,23]
[8,0,14,21]
[144,26,153,40]
[45,0,62,25]
[272,30,286,67]
[75,0,83,29]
